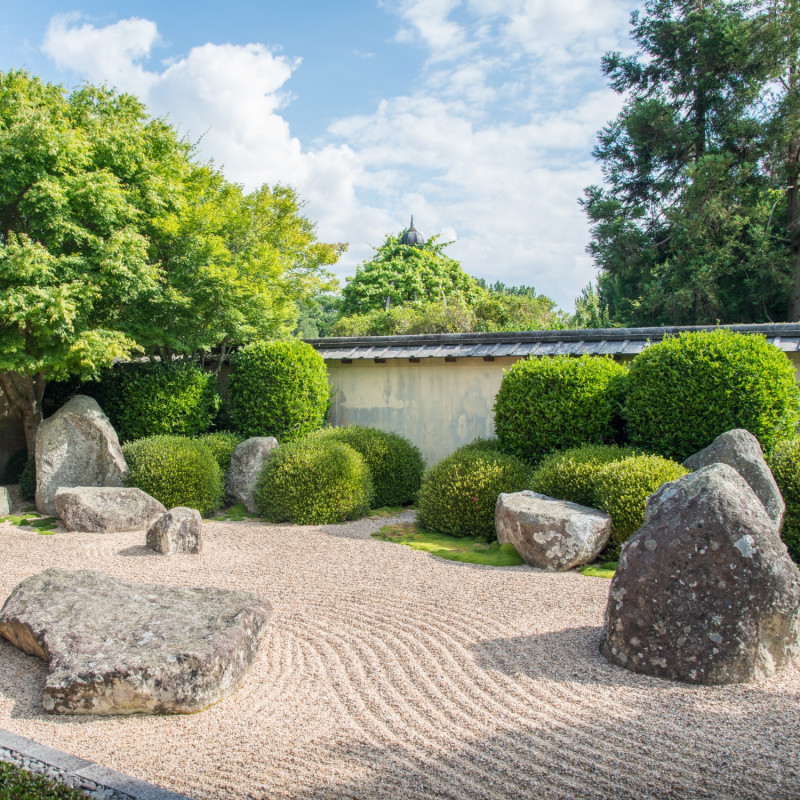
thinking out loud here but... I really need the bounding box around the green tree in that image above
[0,70,190,453]
[340,231,482,315]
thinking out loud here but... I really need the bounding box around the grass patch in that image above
[372,522,524,566]
[0,513,59,534]
[0,761,87,799]
[580,561,618,578]
[369,506,405,518]
[211,502,261,522]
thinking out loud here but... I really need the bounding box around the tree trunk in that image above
[0,372,47,456]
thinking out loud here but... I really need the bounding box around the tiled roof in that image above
[306,324,800,361]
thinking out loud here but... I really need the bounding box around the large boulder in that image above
[0,486,10,517]
[601,464,800,684]
[683,428,785,529]
[0,568,272,714]
[147,507,202,554]
[226,436,278,513]
[495,490,611,571]
[35,396,128,516]
[54,487,166,532]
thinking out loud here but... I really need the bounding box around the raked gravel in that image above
[1,491,799,800]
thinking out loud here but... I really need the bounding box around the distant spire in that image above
[400,215,425,246]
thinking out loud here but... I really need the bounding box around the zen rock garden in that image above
[1,397,800,722]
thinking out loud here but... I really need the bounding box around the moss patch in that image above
[369,506,405,518]
[580,561,618,579]
[1,513,59,534]
[0,760,88,799]
[212,503,261,522]
[372,522,524,566]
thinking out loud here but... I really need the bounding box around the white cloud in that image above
[40,5,636,309]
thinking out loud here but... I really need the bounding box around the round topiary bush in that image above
[493,355,627,466]
[457,437,504,455]
[18,455,36,502]
[228,340,330,442]
[417,447,531,541]
[625,329,800,462]
[530,444,639,508]
[98,361,221,442]
[123,435,224,516]
[196,431,245,474]
[767,437,800,563]
[255,438,373,524]
[594,454,688,556]
[314,426,424,507]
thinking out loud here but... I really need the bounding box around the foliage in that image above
[314,426,424,507]
[0,760,87,799]
[594,454,689,556]
[580,561,618,578]
[582,0,797,325]
[196,431,244,474]
[767,436,800,562]
[457,437,504,455]
[255,438,373,524]
[625,330,800,461]
[416,447,530,541]
[18,456,35,501]
[3,449,28,483]
[340,231,482,316]
[294,292,343,338]
[96,361,221,442]
[372,522,525,566]
[494,355,627,466]
[228,340,330,441]
[530,444,639,508]
[571,282,612,329]
[123,435,224,516]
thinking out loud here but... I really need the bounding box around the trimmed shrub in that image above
[196,431,245,474]
[123,435,224,516]
[314,426,424,507]
[767,437,800,563]
[3,450,29,484]
[530,444,639,508]
[18,456,36,502]
[625,329,800,461]
[255,438,373,524]
[457,437,504,454]
[594,454,688,556]
[99,361,221,442]
[493,355,627,465]
[417,447,531,541]
[229,340,330,442]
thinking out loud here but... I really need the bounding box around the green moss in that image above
[0,761,87,799]
[213,502,261,522]
[372,522,524,566]
[580,561,618,578]
[1,513,59,533]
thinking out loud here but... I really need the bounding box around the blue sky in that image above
[0,0,639,310]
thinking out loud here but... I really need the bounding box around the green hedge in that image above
[493,355,626,465]
[417,447,530,541]
[315,426,424,507]
[594,454,688,557]
[123,435,224,516]
[98,361,221,442]
[530,444,639,508]
[256,438,373,524]
[18,456,36,501]
[196,431,244,474]
[3,450,28,484]
[625,329,800,461]
[229,340,330,442]
[767,437,800,562]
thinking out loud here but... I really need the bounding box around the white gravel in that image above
[1,494,799,800]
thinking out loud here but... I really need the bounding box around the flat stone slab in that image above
[496,490,611,571]
[0,568,272,714]
[54,487,166,532]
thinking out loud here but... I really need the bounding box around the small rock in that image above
[495,490,611,571]
[226,437,278,513]
[601,463,800,684]
[0,567,272,714]
[0,486,10,516]
[147,507,202,554]
[35,396,128,516]
[54,487,166,532]
[683,428,785,529]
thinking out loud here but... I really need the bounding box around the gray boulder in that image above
[35,396,128,516]
[0,568,272,714]
[602,464,800,685]
[147,507,202,554]
[495,490,611,571]
[0,486,10,517]
[683,428,785,529]
[226,437,278,513]
[54,487,166,532]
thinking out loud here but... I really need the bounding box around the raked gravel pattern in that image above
[1,497,799,800]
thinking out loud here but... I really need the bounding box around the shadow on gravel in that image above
[116,544,155,558]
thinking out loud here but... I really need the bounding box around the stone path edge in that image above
[0,727,194,800]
